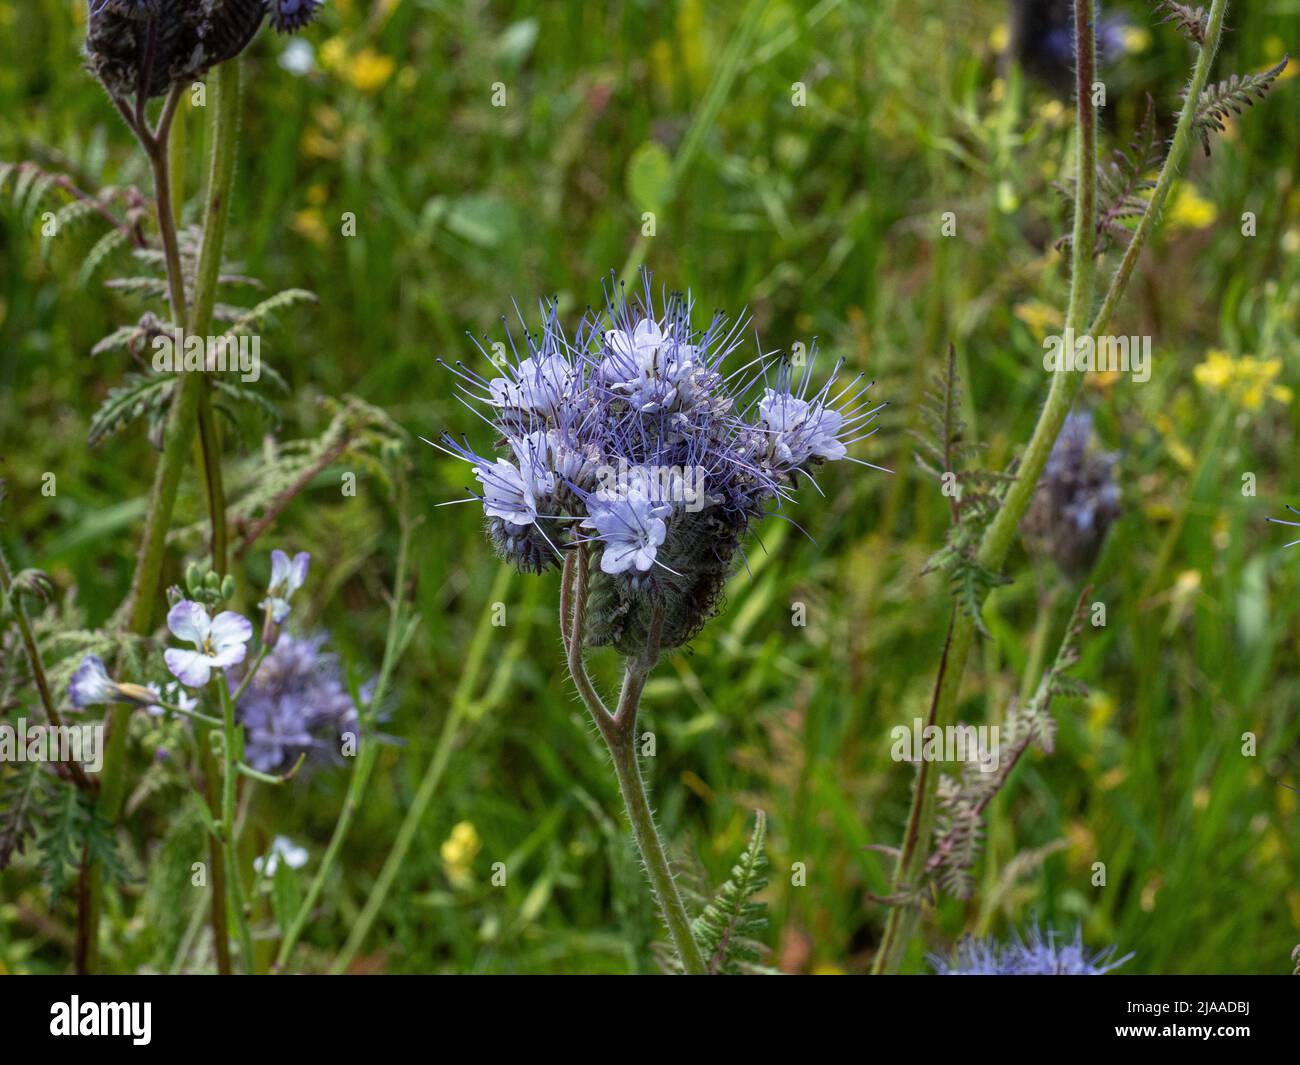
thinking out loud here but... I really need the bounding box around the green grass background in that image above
[1,0,1298,973]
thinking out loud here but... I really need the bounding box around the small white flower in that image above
[254,835,310,877]
[163,600,253,688]
[146,681,198,718]
[260,549,310,624]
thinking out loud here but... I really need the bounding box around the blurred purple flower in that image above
[931,923,1132,975]
[269,0,326,34]
[234,632,365,774]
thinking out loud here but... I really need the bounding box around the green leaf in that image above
[689,810,773,975]
[271,860,304,937]
[626,141,674,218]
[496,18,539,69]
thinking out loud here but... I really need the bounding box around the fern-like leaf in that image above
[38,785,128,901]
[690,810,772,975]
[1154,2,1209,45]
[1059,96,1163,253]
[1190,57,1290,157]
[0,762,51,870]
[224,288,318,338]
[928,588,1092,898]
[78,228,131,288]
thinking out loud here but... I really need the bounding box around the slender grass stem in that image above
[872,0,1230,973]
[275,486,416,970]
[329,564,510,975]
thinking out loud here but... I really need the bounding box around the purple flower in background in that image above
[261,549,311,624]
[269,0,326,34]
[1021,411,1121,577]
[69,653,158,709]
[164,601,252,688]
[931,924,1132,975]
[235,632,364,774]
[69,654,123,708]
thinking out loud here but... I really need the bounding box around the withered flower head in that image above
[85,0,267,99]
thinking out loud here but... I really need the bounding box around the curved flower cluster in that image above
[1021,411,1120,577]
[930,924,1132,975]
[234,632,364,774]
[430,272,884,653]
[86,0,325,99]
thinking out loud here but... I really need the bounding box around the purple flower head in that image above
[598,316,704,415]
[261,549,310,624]
[429,269,885,652]
[163,600,253,688]
[748,354,883,479]
[269,0,326,34]
[234,632,364,774]
[86,0,267,99]
[931,923,1132,976]
[489,352,574,419]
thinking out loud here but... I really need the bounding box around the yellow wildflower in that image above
[1194,349,1292,410]
[346,48,395,94]
[441,821,482,882]
[291,209,328,247]
[1121,26,1151,54]
[1013,299,1062,341]
[1168,183,1217,230]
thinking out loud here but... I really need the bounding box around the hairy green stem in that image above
[560,549,706,974]
[872,0,1229,973]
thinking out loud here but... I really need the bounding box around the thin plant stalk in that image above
[329,564,511,975]
[558,547,707,975]
[216,678,256,972]
[872,0,1230,973]
[274,483,417,971]
[0,545,91,790]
